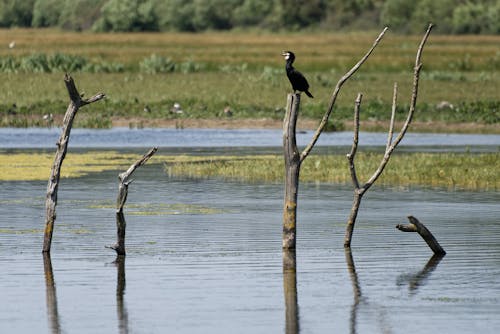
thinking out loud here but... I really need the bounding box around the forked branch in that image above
[300,27,388,163]
[343,24,433,248]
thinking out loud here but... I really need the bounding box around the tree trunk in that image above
[283,250,299,334]
[42,74,105,253]
[283,94,301,249]
[344,190,363,248]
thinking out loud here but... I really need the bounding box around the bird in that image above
[282,51,313,98]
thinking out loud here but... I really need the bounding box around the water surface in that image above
[1,162,499,333]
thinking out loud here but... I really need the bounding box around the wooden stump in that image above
[396,216,446,255]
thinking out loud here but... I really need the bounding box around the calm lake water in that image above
[1,129,500,333]
[1,127,500,151]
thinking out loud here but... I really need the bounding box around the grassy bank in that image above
[2,151,498,191]
[0,29,498,131]
[166,152,500,191]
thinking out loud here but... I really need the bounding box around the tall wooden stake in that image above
[42,74,105,253]
[283,94,301,249]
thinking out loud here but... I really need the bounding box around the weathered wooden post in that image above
[108,147,158,255]
[396,216,446,255]
[281,27,388,249]
[343,24,433,248]
[43,74,105,253]
[283,250,299,334]
[282,94,301,249]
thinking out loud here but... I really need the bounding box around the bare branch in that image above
[386,82,397,151]
[300,27,388,163]
[117,147,158,212]
[347,93,362,189]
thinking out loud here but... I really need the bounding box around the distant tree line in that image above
[0,0,499,34]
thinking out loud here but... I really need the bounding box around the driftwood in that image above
[42,74,105,253]
[282,27,388,249]
[43,253,61,334]
[283,250,299,334]
[343,24,433,248]
[108,147,158,255]
[396,216,446,255]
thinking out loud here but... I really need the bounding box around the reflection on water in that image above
[43,254,61,334]
[283,250,299,334]
[1,161,500,333]
[396,254,445,296]
[345,249,362,334]
[114,256,128,334]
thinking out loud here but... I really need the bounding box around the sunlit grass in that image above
[167,153,500,191]
[0,29,498,130]
[2,150,498,190]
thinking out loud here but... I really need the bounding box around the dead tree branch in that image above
[343,24,433,248]
[300,27,388,163]
[396,216,446,255]
[108,147,158,255]
[42,74,105,253]
[282,28,388,249]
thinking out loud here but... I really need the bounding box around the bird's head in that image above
[282,51,295,62]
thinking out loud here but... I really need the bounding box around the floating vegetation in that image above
[88,202,225,216]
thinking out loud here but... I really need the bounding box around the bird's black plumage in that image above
[282,51,313,98]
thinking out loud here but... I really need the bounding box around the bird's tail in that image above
[305,90,314,98]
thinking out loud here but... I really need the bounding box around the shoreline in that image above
[111,117,500,134]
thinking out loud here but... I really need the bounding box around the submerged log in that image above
[108,147,158,255]
[396,215,446,255]
[42,74,105,253]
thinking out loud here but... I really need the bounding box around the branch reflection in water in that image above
[396,254,445,296]
[43,253,61,334]
[345,249,393,334]
[114,255,129,334]
[344,249,361,334]
[283,250,299,334]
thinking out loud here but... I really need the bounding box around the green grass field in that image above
[0,29,498,131]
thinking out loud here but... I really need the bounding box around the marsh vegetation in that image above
[0,29,498,131]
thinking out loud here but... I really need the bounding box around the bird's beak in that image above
[281,51,287,57]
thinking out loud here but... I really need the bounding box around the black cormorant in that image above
[282,51,313,98]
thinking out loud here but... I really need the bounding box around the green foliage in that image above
[139,54,176,74]
[59,0,106,31]
[32,0,61,27]
[0,53,125,73]
[0,0,35,27]
[1,0,500,34]
[93,0,158,32]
